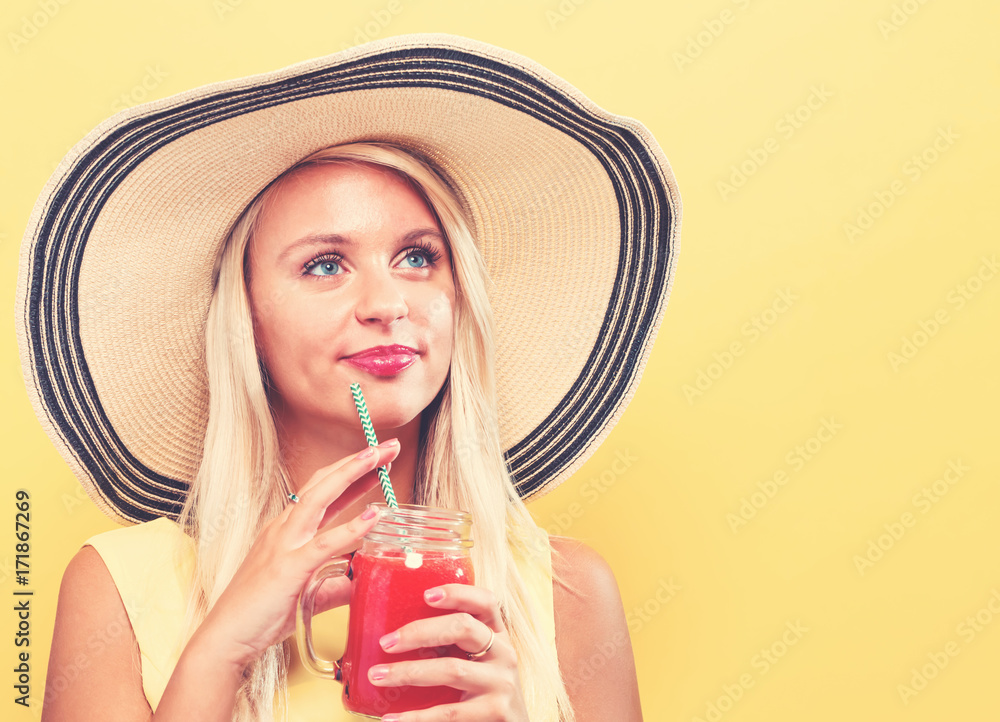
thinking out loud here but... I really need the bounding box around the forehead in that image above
[266,161,431,218]
[251,161,442,255]
[276,159,413,194]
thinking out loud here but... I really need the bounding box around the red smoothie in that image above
[339,549,475,717]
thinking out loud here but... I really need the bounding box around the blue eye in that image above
[399,242,443,269]
[403,252,428,268]
[304,255,342,276]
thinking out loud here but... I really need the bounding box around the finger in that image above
[277,448,379,535]
[378,700,501,722]
[313,574,352,614]
[299,505,382,564]
[278,443,396,529]
[285,443,399,536]
[368,656,490,694]
[296,439,398,498]
[379,613,497,658]
[279,462,383,529]
[423,585,505,632]
[315,469,381,528]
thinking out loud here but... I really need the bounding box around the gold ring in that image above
[467,628,495,660]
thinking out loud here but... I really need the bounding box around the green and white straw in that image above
[350,382,399,509]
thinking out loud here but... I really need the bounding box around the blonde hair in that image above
[179,142,575,721]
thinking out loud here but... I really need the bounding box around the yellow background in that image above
[2,0,998,720]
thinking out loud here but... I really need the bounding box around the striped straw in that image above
[350,382,399,509]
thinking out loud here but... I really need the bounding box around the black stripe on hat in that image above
[23,43,676,521]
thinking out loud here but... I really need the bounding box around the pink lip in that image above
[343,345,418,377]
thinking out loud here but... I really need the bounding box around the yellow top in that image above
[85,517,557,721]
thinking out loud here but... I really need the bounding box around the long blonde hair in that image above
[179,142,575,721]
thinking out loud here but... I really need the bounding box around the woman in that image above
[18,35,679,722]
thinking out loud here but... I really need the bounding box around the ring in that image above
[287,493,300,504]
[467,628,495,660]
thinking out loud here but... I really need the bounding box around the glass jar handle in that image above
[295,555,351,680]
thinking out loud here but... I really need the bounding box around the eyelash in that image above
[403,240,444,267]
[301,241,444,276]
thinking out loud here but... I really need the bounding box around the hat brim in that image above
[15,33,680,524]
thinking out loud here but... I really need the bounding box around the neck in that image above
[276,408,422,520]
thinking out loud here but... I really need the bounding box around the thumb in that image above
[313,574,352,614]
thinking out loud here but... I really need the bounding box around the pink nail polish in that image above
[369,665,388,681]
[381,715,402,722]
[356,446,376,459]
[361,507,377,520]
[424,588,444,603]
[380,631,399,649]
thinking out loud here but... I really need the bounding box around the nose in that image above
[354,269,408,325]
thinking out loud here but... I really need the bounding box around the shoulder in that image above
[58,544,124,613]
[549,535,621,613]
[61,519,178,613]
[55,545,134,639]
[549,536,643,721]
[43,545,151,720]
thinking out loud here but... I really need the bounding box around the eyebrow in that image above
[276,228,445,264]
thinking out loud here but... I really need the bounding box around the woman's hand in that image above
[369,584,530,722]
[193,440,401,670]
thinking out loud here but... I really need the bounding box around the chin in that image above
[356,394,427,429]
[337,369,447,429]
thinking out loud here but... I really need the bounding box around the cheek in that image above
[425,290,456,345]
[250,281,292,328]
[249,284,307,369]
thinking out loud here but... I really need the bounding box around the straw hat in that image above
[14,33,680,524]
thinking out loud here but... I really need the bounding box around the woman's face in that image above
[247,161,455,438]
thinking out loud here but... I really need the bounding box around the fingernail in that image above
[381,715,401,722]
[380,631,399,649]
[369,665,389,681]
[379,438,399,448]
[361,506,378,521]
[356,446,376,459]
[424,588,444,603]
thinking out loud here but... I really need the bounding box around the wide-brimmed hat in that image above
[15,33,680,525]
